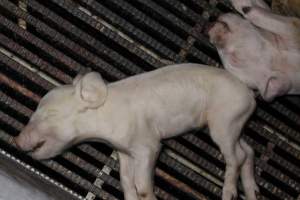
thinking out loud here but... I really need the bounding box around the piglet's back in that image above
[110,63,239,90]
[107,64,251,138]
[108,63,250,106]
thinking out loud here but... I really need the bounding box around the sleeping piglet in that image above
[15,64,257,200]
[207,0,300,101]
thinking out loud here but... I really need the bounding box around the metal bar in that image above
[76,0,182,61]
[0,0,126,80]
[27,0,144,75]
[0,33,72,84]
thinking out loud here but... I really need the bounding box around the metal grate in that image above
[0,0,299,199]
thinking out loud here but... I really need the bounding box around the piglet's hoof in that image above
[255,190,261,199]
[223,188,238,200]
[242,6,252,14]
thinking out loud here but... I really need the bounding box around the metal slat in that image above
[27,0,144,75]
[0,0,126,80]
[76,0,182,61]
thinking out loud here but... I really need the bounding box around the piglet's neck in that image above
[74,88,118,143]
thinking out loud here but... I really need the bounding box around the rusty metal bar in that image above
[46,0,176,67]
[0,33,72,84]
[27,0,144,75]
[75,0,183,62]
[0,73,41,102]
[0,90,33,118]
[0,52,54,91]
[93,0,218,65]
[151,0,203,23]
[155,168,207,200]
[0,0,126,80]
[0,15,81,76]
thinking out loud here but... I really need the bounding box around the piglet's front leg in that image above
[119,152,139,200]
[132,144,161,200]
[119,142,161,200]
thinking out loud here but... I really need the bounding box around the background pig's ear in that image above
[75,72,108,109]
[73,74,83,85]
[261,74,291,102]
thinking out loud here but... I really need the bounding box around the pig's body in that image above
[15,64,257,200]
[75,65,252,151]
[208,0,300,101]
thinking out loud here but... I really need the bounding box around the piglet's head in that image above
[15,72,107,160]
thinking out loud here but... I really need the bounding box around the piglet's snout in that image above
[15,134,30,152]
[14,124,38,152]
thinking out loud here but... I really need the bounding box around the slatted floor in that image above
[0,0,299,199]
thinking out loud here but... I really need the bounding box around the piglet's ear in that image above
[73,68,93,85]
[75,72,107,109]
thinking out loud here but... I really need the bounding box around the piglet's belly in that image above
[155,112,205,139]
[149,100,206,139]
[135,89,207,139]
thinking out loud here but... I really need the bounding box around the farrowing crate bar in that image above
[0,0,299,199]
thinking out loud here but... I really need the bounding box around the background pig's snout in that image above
[203,21,217,36]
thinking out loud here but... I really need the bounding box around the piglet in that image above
[15,64,257,200]
[207,0,300,101]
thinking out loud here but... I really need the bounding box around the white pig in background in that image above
[15,64,257,200]
[207,0,300,102]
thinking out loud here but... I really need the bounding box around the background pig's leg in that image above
[133,143,161,200]
[252,0,270,10]
[230,0,270,15]
[240,139,259,200]
[230,0,253,14]
[243,7,298,36]
[118,152,139,200]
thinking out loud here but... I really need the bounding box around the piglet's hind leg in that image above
[208,96,256,200]
[240,139,259,200]
[209,123,245,199]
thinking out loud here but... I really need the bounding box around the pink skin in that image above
[208,0,300,102]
